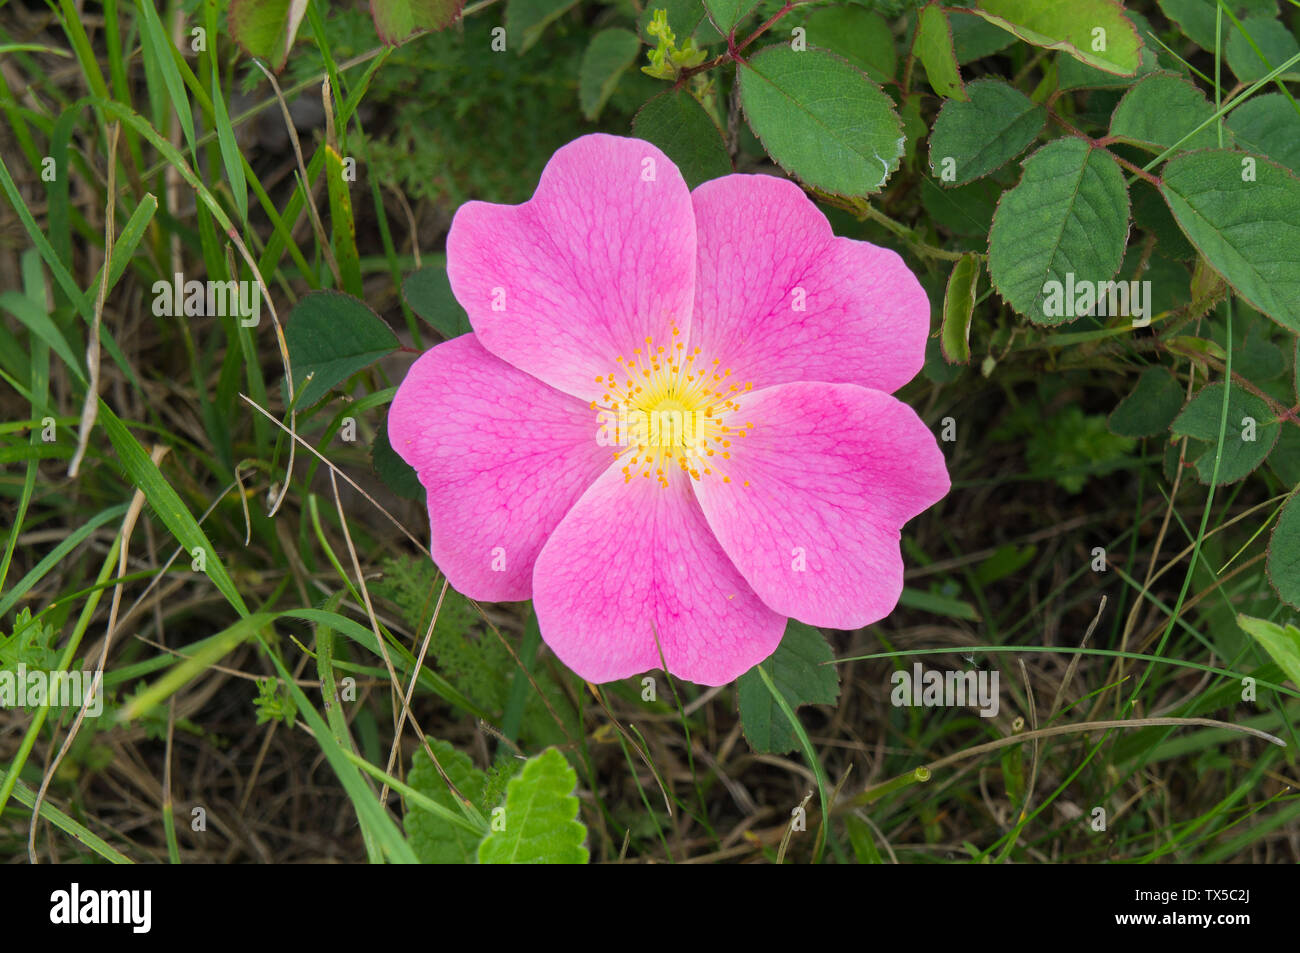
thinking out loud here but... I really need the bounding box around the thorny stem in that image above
[737,1,795,54]
[1162,340,1300,427]
[679,1,797,81]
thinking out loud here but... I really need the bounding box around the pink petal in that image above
[693,381,949,630]
[389,334,612,602]
[689,174,929,394]
[532,465,786,686]
[446,134,697,402]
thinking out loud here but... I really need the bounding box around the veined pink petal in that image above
[388,335,611,602]
[446,134,696,402]
[693,381,950,630]
[532,465,786,686]
[689,174,929,394]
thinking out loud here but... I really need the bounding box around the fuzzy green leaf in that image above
[1227,93,1300,173]
[929,78,1043,186]
[737,620,840,754]
[916,3,966,100]
[1109,366,1186,437]
[633,89,732,189]
[950,10,1014,64]
[1109,72,1219,153]
[507,0,580,53]
[477,748,588,864]
[988,138,1129,325]
[579,29,639,121]
[703,0,758,34]
[371,0,461,43]
[373,413,424,500]
[972,0,1142,76]
[403,265,471,339]
[406,740,489,864]
[1225,15,1299,83]
[738,45,903,196]
[1156,0,1277,53]
[1266,495,1300,608]
[228,0,308,69]
[285,291,399,408]
[1160,150,1300,334]
[1170,382,1279,484]
[804,6,896,84]
[1237,614,1300,686]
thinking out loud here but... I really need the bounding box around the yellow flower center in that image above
[590,328,754,488]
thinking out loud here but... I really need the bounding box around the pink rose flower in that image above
[390,134,949,686]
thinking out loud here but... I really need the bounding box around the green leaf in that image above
[208,0,248,224]
[950,10,1014,64]
[1170,382,1279,484]
[403,265,471,339]
[507,0,580,54]
[1132,179,1195,259]
[579,28,640,121]
[941,251,980,364]
[1266,495,1300,608]
[370,0,462,45]
[1108,366,1185,437]
[987,138,1130,325]
[1269,424,1300,486]
[477,748,588,864]
[633,89,732,189]
[1057,6,1160,88]
[1027,406,1135,493]
[227,0,308,70]
[703,0,758,34]
[921,174,1001,236]
[1109,71,1219,153]
[373,412,424,500]
[406,740,489,864]
[1,609,63,675]
[325,145,362,297]
[972,0,1142,75]
[1156,0,1278,53]
[1235,323,1286,380]
[1227,93,1300,173]
[1057,45,1158,89]
[135,0,196,153]
[804,6,896,84]
[1160,149,1300,334]
[928,78,1043,186]
[98,404,248,617]
[916,3,966,100]
[1225,15,1299,82]
[736,620,840,755]
[0,290,84,381]
[1236,613,1300,685]
[897,586,980,620]
[973,544,1038,586]
[285,291,399,408]
[844,813,884,863]
[738,45,903,196]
